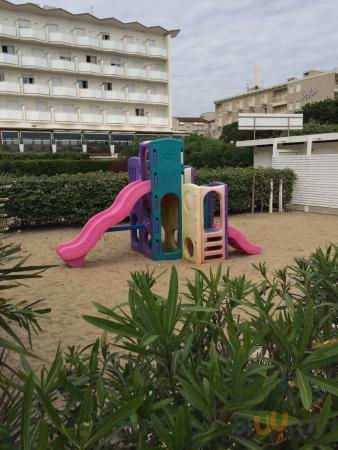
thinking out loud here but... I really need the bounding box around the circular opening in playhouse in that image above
[185,238,194,257]
[130,213,140,243]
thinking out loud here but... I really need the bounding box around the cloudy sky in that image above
[13,0,338,116]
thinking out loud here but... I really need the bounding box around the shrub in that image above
[0,168,295,228]
[1,246,338,448]
[185,134,253,167]
[0,158,127,176]
[0,152,89,160]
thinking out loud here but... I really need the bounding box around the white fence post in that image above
[269,179,273,213]
[279,179,283,213]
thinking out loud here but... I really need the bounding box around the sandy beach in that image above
[8,211,338,363]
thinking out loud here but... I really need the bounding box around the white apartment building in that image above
[0,0,179,151]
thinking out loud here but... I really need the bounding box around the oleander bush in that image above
[1,245,338,449]
[0,152,89,160]
[0,158,127,177]
[0,167,295,228]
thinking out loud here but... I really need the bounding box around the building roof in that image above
[1,0,180,37]
[236,132,338,148]
[174,117,213,123]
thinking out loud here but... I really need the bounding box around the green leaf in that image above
[22,373,34,450]
[232,436,262,449]
[307,375,338,396]
[296,368,312,411]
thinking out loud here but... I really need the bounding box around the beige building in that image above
[172,112,216,138]
[0,0,179,150]
[215,69,338,136]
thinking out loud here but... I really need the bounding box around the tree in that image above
[302,99,338,124]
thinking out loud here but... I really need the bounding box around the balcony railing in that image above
[103,90,126,101]
[23,84,49,95]
[0,24,16,37]
[0,26,168,58]
[26,111,51,121]
[0,52,18,65]
[126,43,147,55]
[48,31,73,45]
[127,68,147,78]
[150,94,168,104]
[54,112,78,123]
[78,62,101,74]
[106,114,126,124]
[129,116,148,125]
[128,92,148,102]
[0,81,21,93]
[0,109,23,120]
[19,28,46,41]
[21,56,48,68]
[150,117,168,126]
[103,65,124,76]
[149,70,168,81]
[50,59,76,71]
[79,88,102,99]
[52,86,77,97]
[82,113,103,123]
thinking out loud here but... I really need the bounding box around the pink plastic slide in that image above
[56,180,151,268]
[228,226,261,255]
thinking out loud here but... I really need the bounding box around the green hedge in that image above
[0,158,127,176]
[0,152,89,160]
[0,168,295,228]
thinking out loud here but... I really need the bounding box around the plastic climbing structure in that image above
[56,138,261,268]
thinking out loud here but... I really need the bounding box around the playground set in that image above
[56,138,261,268]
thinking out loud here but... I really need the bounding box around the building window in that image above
[124,35,134,44]
[74,28,85,36]
[86,55,97,64]
[36,102,48,112]
[32,48,45,58]
[296,84,301,93]
[63,104,75,113]
[288,103,294,111]
[18,19,31,28]
[7,100,19,110]
[295,101,300,110]
[23,76,34,84]
[51,77,62,86]
[288,85,295,94]
[111,106,122,115]
[101,33,110,40]
[0,72,4,81]
[147,39,156,47]
[103,82,112,91]
[46,23,59,32]
[60,51,71,61]
[111,58,121,67]
[135,108,144,117]
[78,80,88,89]
[2,45,15,54]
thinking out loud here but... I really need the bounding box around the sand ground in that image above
[7,211,338,364]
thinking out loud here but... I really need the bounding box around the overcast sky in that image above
[13,0,338,116]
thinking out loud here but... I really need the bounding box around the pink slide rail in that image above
[228,226,261,255]
[56,180,151,268]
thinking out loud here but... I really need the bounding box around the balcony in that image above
[103,65,124,76]
[150,117,169,126]
[48,32,73,45]
[128,92,148,102]
[272,96,287,105]
[19,28,46,41]
[21,56,48,69]
[0,24,17,38]
[75,36,100,48]
[148,47,167,58]
[78,62,101,74]
[149,70,168,81]
[79,88,102,99]
[102,40,123,52]
[54,112,78,123]
[106,114,126,124]
[52,86,77,97]
[82,113,103,124]
[0,53,19,65]
[103,90,126,101]
[150,94,168,104]
[126,43,146,55]
[0,81,21,93]
[50,59,76,71]
[23,84,49,95]
[26,111,51,121]
[0,109,23,120]
[127,68,147,78]
[129,116,148,125]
